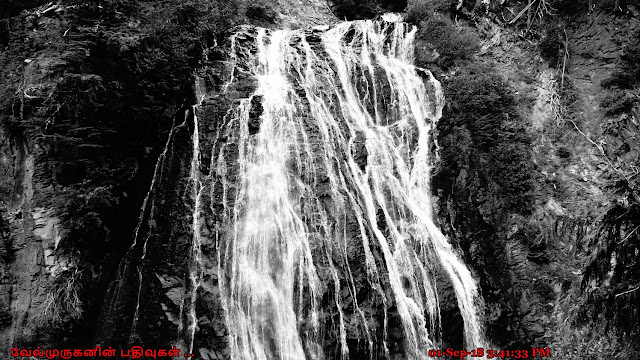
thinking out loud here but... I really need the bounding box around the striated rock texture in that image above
[410,0,640,357]
[96,18,489,359]
[0,0,639,359]
[0,0,243,353]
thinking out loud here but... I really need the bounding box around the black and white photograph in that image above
[0,0,638,359]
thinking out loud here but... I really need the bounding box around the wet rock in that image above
[248,95,263,135]
[96,119,195,350]
[351,132,368,172]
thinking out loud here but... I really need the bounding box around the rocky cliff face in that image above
[0,0,209,351]
[424,1,640,356]
[0,0,639,359]
[95,18,481,359]
[0,0,335,355]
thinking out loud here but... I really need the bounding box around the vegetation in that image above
[599,24,640,203]
[432,60,535,346]
[407,1,544,347]
[578,205,640,337]
[59,187,117,263]
[84,0,242,135]
[602,27,640,90]
[554,0,630,14]
[601,88,634,116]
[329,0,379,20]
[441,64,535,213]
[407,0,640,353]
[406,0,479,68]
[550,205,640,358]
[538,25,563,65]
[578,19,640,352]
[415,14,479,68]
[35,269,88,330]
[404,0,452,24]
[1,0,255,349]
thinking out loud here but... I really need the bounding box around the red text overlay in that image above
[11,346,196,359]
[428,348,552,358]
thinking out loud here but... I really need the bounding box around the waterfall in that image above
[201,18,485,360]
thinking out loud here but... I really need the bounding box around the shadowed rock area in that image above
[0,0,639,359]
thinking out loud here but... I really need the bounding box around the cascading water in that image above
[195,18,488,360]
[127,18,484,360]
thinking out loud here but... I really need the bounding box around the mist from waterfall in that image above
[197,18,486,360]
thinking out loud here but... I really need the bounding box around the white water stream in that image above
[198,19,488,360]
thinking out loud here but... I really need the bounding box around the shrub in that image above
[602,28,640,90]
[246,2,278,24]
[442,63,534,213]
[539,26,562,65]
[599,27,639,121]
[35,269,87,330]
[554,0,631,14]
[551,0,590,14]
[556,146,571,159]
[0,0,50,17]
[379,0,408,12]
[416,14,479,67]
[603,71,637,90]
[601,88,634,116]
[577,205,640,339]
[329,0,379,20]
[65,0,140,25]
[404,0,452,24]
[435,62,536,345]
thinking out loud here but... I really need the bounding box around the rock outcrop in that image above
[1,0,639,358]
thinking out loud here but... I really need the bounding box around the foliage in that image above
[441,63,534,213]
[59,187,117,262]
[597,20,640,207]
[601,88,634,116]
[575,205,640,340]
[65,0,140,25]
[404,0,453,24]
[0,0,50,17]
[2,0,247,347]
[552,327,640,360]
[245,1,278,25]
[434,61,536,346]
[505,0,629,18]
[602,27,640,90]
[329,0,379,20]
[554,0,630,14]
[50,74,106,126]
[551,0,589,14]
[538,25,562,65]
[92,0,242,118]
[378,0,408,12]
[415,14,479,68]
[34,269,88,330]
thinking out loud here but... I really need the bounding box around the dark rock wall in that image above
[96,112,194,348]
[413,0,640,356]
[0,0,199,352]
[1,0,639,358]
[0,0,334,356]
